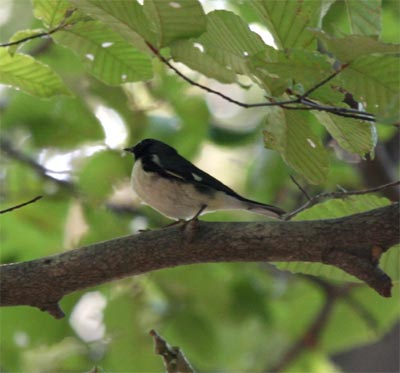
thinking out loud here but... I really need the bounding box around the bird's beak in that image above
[124,147,133,153]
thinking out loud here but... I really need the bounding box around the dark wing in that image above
[141,150,285,216]
[154,152,243,198]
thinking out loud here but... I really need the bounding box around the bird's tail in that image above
[243,200,285,219]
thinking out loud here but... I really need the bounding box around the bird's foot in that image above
[190,204,207,222]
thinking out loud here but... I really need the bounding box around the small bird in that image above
[124,139,285,221]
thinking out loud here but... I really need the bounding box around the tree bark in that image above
[1,203,399,319]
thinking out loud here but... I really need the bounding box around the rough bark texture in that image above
[1,203,399,318]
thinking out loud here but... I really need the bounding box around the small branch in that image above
[268,275,380,372]
[298,98,375,121]
[298,65,348,99]
[0,203,398,318]
[0,29,57,48]
[145,42,298,108]
[290,176,311,201]
[0,138,75,191]
[146,42,375,122]
[150,329,195,373]
[269,285,342,372]
[0,9,76,48]
[269,276,355,372]
[0,195,42,214]
[284,180,400,220]
[342,293,378,332]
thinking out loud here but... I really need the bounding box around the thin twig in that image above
[299,98,375,121]
[146,42,376,122]
[145,42,298,108]
[284,180,400,220]
[0,29,57,48]
[0,8,76,48]
[290,175,311,201]
[0,196,43,214]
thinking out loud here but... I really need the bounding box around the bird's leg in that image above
[181,204,207,242]
[189,204,207,222]
[164,219,185,228]
[162,205,207,231]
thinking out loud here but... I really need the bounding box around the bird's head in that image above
[124,138,177,159]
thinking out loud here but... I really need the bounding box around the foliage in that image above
[0,0,399,372]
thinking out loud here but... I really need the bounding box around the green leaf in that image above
[143,0,206,47]
[69,0,155,52]
[249,0,322,49]
[193,10,268,76]
[81,205,131,244]
[7,29,46,56]
[32,0,72,28]
[54,21,153,85]
[78,150,132,201]
[274,195,399,282]
[340,55,400,121]
[0,49,70,98]
[321,284,400,353]
[264,109,329,184]
[314,32,400,62]
[343,0,381,36]
[250,49,334,96]
[171,40,237,83]
[313,111,376,156]
[0,199,69,262]
[1,92,103,147]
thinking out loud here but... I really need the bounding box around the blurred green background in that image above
[0,0,399,372]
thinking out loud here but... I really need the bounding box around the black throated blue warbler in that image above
[124,139,285,221]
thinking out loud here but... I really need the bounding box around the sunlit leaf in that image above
[343,0,381,36]
[143,0,206,47]
[69,0,156,52]
[340,55,400,121]
[171,40,237,83]
[249,0,321,49]
[264,109,329,184]
[0,49,70,98]
[313,111,376,156]
[250,49,335,97]
[54,21,153,85]
[314,31,400,62]
[32,0,72,28]
[194,10,268,75]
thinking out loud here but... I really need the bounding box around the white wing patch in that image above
[192,173,202,182]
[151,154,162,166]
[165,170,185,180]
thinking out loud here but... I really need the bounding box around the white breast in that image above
[131,159,248,220]
[131,159,203,219]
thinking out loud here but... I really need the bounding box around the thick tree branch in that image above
[0,203,398,318]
